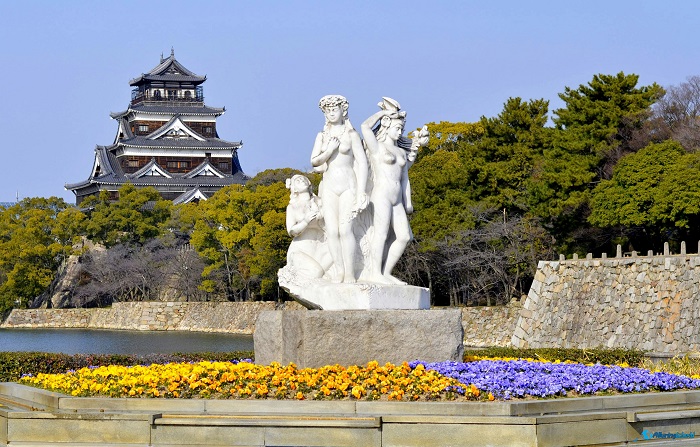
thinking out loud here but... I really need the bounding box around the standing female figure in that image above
[360,98,418,284]
[310,95,368,283]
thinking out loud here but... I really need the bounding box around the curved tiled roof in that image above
[129,52,206,86]
[110,104,225,119]
[119,136,241,149]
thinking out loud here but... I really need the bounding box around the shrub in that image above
[463,347,646,366]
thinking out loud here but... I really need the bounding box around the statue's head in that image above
[375,96,406,142]
[286,175,312,195]
[319,95,349,123]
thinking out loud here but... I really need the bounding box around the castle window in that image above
[185,91,192,99]
[219,162,229,171]
[167,161,190,169]
[203,126,212,134]
[138,125,149,132]
[127,160,139,168]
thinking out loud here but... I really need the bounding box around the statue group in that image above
[278,95,429,309]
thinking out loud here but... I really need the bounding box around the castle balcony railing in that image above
[130,92,204,107]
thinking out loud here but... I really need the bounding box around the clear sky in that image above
[1,0,699,203]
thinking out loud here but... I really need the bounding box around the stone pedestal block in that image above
[254,309,464,368]
[279,265,430,310]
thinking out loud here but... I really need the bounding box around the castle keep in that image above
[66,50,247,204]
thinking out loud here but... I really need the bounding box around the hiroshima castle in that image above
[66,50,247,205]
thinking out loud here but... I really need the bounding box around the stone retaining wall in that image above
[513,253,700,353]
[1,302,303,334]
[461,300,521,347]
[1,301,518,346]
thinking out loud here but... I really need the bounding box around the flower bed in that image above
[19,358,700,401]
[414,359,700,399]
[19,360,478,401]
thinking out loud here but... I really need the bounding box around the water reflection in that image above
[0,328,253,354]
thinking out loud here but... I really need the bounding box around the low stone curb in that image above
[3,383,700,446]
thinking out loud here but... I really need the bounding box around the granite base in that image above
[254,309,464,368]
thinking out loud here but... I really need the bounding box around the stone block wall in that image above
[461,300,521,347]
[513,254,700,353]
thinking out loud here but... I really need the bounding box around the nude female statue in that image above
[310,95,368,283]
[360,97,425,284]
[284,174,331,279]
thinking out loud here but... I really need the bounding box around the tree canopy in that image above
[0,198,85,313]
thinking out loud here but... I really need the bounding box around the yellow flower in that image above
[351,386,365,399]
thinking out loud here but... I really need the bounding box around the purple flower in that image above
[412,360,700,400]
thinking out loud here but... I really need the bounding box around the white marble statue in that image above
[310,95,368,283]
[277,96,430,310]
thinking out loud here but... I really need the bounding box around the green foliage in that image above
[0,198,85,313]
[528,73,662,249]
[418,121,484,160]
[245,168,308,189]
[589,140,700,248]
[463,347,646,366]
[553,72,662,159]
[473,97,552,212]
[191,177,290,301]
[83,184,171,247]
[409,149,477,244]
[411,100,552,248]
[0,351,254,383]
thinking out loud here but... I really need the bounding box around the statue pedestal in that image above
[254,309,464,368]
[297,283,430,310]
[278,266,430,310]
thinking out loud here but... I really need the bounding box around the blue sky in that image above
[1,0,699,202]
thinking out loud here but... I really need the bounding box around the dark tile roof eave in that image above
[67,172,249,190]
[64,180,93,190]
[129,74,206,85]
[86,179,244,186]
[119,140,242,149]
[110,106,225,119]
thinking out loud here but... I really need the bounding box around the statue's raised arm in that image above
[361,97,424,285]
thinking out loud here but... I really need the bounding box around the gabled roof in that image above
[127,158,172,179]
[147,115,206,141]
[129,50,206,86]
[184,159,226,179]
[173,187,210,205]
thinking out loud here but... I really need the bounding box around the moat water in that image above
[0,328,254,354]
